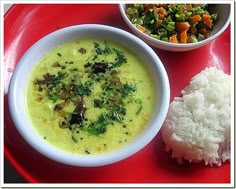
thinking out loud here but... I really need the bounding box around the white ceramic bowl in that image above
[8,24,170,167]
[119,4,231,51]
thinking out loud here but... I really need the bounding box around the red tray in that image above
[4,4,231,184]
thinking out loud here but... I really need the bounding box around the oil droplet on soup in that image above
[26,38,156,155]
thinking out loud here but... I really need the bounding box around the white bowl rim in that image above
[8,24,170,167]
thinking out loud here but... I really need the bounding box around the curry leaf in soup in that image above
[48,92,59,103]
[112,48,127,68]
[121,84,137,97]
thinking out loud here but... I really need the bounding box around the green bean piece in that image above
[150,34,160,40]
[162,16,175,32]
[185,11,192,18]
[157,28,168,37]
[176,13,186,21]
[166,16,173,22]
[168,5,177,13]
[132,18,143,25]
[188,35,198,43]
[127,7,139,19]
[176,4,184,13]
[197,9,205,16]
[134,4,144,13]
[165,23,175,31]
[169,21,175,26]
[211,13,218,22]
[200,4,208,10]
[190,7,198,16]
[161,37,169,42]
[197,33,205,41]
[161,18,168,26]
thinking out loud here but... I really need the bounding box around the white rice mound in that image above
[162,67,231,166]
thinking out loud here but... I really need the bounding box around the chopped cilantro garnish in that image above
[48,92,59,103]
[57,52,62,57]
[112,48,127,68]
[94,41,112,54]
[33,40,141,141]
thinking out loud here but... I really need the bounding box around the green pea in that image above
[211,14,218,22]
[165,24,175,31]
[150,34,160,40]
[197,34,205,41]
[134,4,144,13]
[176,13,186,21]
[189,35,198,43]
[132,18,143,25]
[186,11,192,18]
[161,37,169,42]
[200,4,208,10]
[127,7,139,19]
[158,28,167,37]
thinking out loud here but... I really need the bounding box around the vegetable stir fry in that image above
[126,4,218,43]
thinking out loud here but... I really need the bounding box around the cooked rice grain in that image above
[162,67,231,166]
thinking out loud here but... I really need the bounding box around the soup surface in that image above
[26,38,156,155]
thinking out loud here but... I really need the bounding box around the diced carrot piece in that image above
[183,4,192,12]
[153,6,167,19]
[153,7,160,14]
[169,35,178,43]
[202,13,213,28]
[191,15,201,23]
[202,13,211,20]
[175,22,190,32]
[180,31,188,43]
[199,27,210,38]
[159,7,168,16]
[199,27,208,34]
[158,14,165,20]
[204,19,212,28]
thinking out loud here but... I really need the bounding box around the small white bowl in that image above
[8,24,170,167]
[119,4,231,51]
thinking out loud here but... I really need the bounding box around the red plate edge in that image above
[3,4,38,183]
[4,147,37,183]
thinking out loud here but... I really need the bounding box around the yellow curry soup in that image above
[26,38,156,155]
